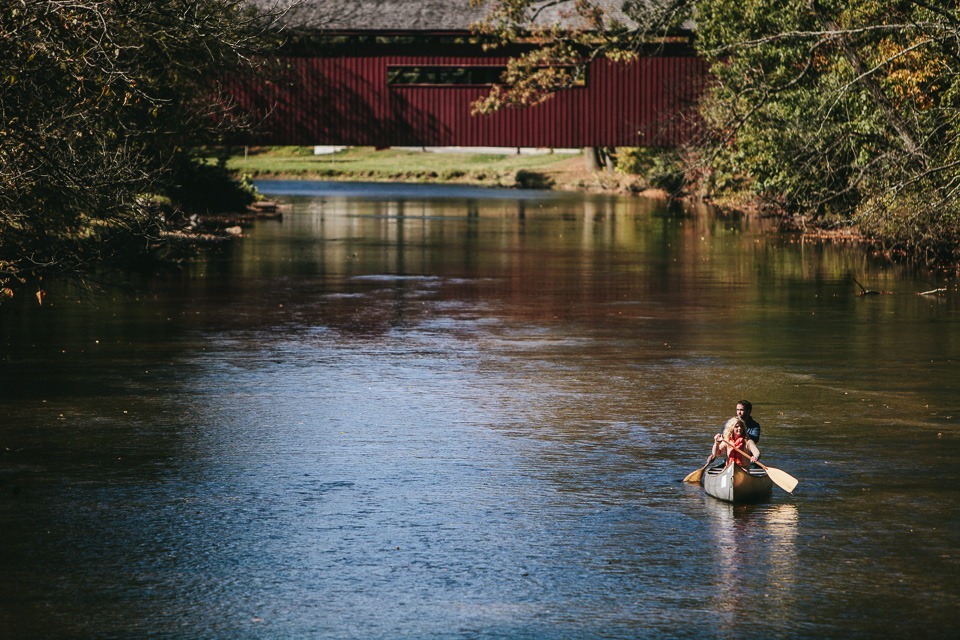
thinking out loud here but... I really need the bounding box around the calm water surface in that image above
[2,180,959,638]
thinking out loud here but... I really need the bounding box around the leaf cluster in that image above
[698,0,960,260]
[474,0,960,265]
[470,1,692,112]
[0,0,280,294]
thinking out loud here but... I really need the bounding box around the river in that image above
[1,180,959,638]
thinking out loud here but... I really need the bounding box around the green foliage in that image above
[469,0,690,113]
[695,0,960,257]
[617,148,686,194]
[474,1,960,264]
[696,0,873,215]
[0,1,279,296]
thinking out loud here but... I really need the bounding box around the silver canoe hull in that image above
[703,462,773,503]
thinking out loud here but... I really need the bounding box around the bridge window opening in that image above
[387,66,506,86]
[387,65,586,87]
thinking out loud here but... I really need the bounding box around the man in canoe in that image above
[709,417,760,468]
[736,400,761,444]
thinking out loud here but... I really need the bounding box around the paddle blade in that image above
[765,466,798,493]
[683,464,708,484]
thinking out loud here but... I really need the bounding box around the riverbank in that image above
[219,146,926,267]
[221,146,661,195]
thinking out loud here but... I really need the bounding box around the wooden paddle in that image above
[683,456,715,484]
[724,440,799,494]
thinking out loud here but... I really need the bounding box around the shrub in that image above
[617,148,686,194]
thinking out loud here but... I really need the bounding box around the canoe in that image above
[702,462,773,503]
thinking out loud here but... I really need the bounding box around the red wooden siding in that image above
[229,50,708,148]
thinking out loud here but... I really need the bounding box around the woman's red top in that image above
[727,435,749,467]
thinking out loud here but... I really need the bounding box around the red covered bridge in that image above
[231,1,707,149]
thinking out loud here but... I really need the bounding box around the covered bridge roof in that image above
[256,0,489,32]
[253,0,644,34]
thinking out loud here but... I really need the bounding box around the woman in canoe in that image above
[709,417,760,468]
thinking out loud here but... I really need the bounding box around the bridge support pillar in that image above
[584,147,616,172]
[584,147,602,171]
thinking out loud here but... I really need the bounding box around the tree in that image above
[472,1,960,264]
[0,0,282,299]
[469,0,694,114]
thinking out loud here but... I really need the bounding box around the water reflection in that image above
[705,497,800,633]
[3,182,960,638]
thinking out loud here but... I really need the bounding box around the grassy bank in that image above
[219,146,631,191]
[214,146,918,264]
